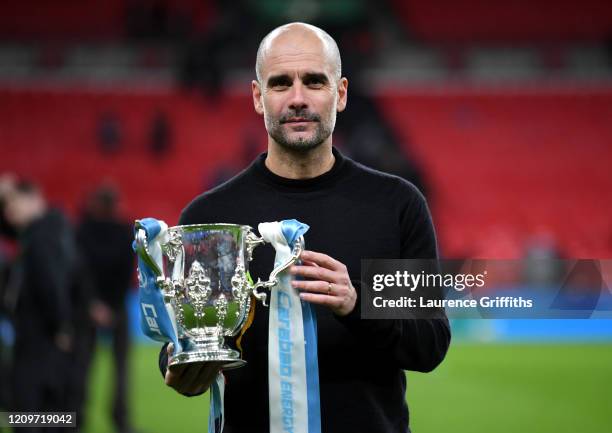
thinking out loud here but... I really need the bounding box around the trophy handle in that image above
[134,221,163,277]
[245,232,304,307]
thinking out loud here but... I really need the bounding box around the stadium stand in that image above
[1,84,610,258]
[1,1,611,258]
[0,87,263,225]
[0,0,213,40]
[379,85,612,258]
[391,0,612,43]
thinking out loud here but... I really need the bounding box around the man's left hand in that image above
[290,250,357,316]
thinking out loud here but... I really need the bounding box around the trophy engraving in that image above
[185,261,211,321]
[162,230,183,262]
[231,264,249,319]
[215,293,228,334]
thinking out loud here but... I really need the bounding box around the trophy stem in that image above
[168,334,246,370]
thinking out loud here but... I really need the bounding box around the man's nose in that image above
[288,82,307,111]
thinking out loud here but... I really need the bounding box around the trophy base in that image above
[168,347,246,370]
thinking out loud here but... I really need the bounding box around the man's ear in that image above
[252,80,264,115]
[336,77,348,113]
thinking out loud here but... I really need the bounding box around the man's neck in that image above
[264,141,335,180]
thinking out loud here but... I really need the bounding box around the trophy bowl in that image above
[134,222,303,369]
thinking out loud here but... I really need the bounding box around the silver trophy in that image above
[134,222,303,369]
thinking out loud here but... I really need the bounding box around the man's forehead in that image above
[261,51,334,81]
[260,29,335,78]
[265,56,331,77]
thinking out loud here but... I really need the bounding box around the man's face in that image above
[3,192,39,229]
[253,33,347,151]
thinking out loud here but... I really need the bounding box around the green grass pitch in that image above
[83,343,612,433]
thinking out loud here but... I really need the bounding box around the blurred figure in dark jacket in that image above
[3,180,76,432]
[149,110,172,157]
[0,173,18,415]
[75,185,135,433]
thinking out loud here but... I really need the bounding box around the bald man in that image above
[159,22,450,433]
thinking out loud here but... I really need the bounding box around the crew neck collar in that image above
[251,146,348,191]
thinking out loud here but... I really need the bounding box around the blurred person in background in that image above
[75,185,136,433]
[0,174,18,416]
[2,180,77,432]
[149,110,173,158]
[0,174,18,239]
[97,112,123,155]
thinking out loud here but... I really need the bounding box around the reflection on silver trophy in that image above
[134,223,303,369]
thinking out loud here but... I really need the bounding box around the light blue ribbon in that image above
[209,374,224,433]
[133,218,180,349]
[301,300,321,433]
[280,219,321,433]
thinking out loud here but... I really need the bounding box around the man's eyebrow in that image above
[266,72,330,87]
[302,72,329,83]
[267,74,292,87]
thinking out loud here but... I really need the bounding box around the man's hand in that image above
[89,300,114,327]
[290,250,357,316]
[54,332,72,353]
[164,343,225,396]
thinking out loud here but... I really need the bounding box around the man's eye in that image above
[307,82,324,89]
[271,84,289,90]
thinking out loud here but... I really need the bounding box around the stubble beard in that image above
[265,110,335,152]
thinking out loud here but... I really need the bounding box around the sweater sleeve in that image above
[336,184,451,372]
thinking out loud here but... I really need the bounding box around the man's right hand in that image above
[164,343,225,396]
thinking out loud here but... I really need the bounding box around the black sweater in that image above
[159,147,451,433]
